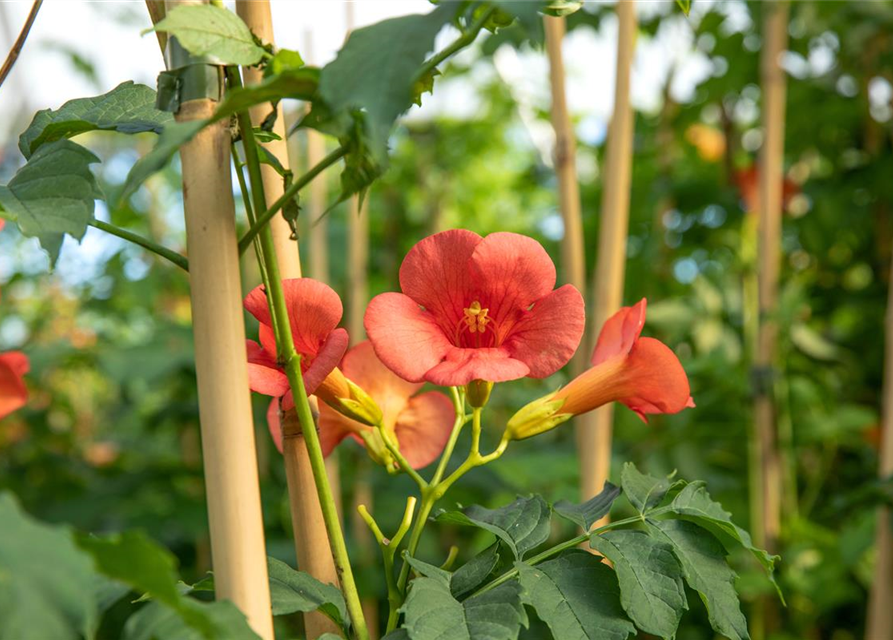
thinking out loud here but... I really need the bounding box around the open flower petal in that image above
[394,391,455,469]
[246,340,290,397]
[616,337,693,421]
[303,327,349,395]
[342,341,420,428]
[592,298,646,365]
[399,229,481,332]
[318,403,362,458]
[365,292,453,383]
[469,232,557,326]
[503,284,585,378]
[266,399,284,453]
[425,346,529,386]
[0,351,28,420]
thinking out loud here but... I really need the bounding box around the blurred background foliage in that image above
[1,1,892,638]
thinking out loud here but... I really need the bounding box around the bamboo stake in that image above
[755,0,789,554]
[160,2,273,634]
[304,30,330,284]
[577,0,637,520]
[235,3,341,637]
[866,255,893,640]
[344,2,369,344]
[544,15,586,376]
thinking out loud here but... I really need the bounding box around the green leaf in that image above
[0,493,97,640]
[267,557,347,629]
[492,2,544,40]
[451,544,500,599]
[75,530,182,609]
[318,3,458,164]
[675,0,692,16]
[620,462,675,515]
[554,482,621,531]
[123,598,261,640]
[147,4,265,66]
[0,139,101,264]
[647,520,749,640]
[517,550,635,640]
[667,481,782,597]
[264,48,304,78]
[590,530,687,640]
[18,81,172,158]
[119,68,319,206]
[435,495,551,560]
[405,554,453,583]
[542,1,585,17]
[401,575,527,640]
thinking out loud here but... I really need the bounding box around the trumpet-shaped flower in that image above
[0,351,29,420]
[365,229,585,386]
[507,299,694,440]
[319,341,454,469]
[244,278,349,449]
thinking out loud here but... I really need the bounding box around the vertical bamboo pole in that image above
[544,15,586,376]
[866,256,893,640]
[577,0,637,518]
[235,3,341,637]
[344,2,369,344]
[755,0,789,555]
[158,2,273,637]
[304,30,330,284]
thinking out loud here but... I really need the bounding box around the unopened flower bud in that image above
[315,369,383,426]
[466,379,493,408]
[505,392,572,441]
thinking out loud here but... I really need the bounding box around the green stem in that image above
[226,66,369,640]
[373,423,428,489]
[388,407,507,632]
[89,219,188,271]
[468,514,646,598]
[416,6,496,82]
[237,145,347,255]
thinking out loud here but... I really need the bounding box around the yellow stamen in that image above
[463,301,490,334]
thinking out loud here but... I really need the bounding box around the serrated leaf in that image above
[405,555,453,584]
[517,550,635,640]
[76,530,182,610]
[401,576,527,640]
[0,493,97,640]
[554,482,621,531]
[667,481,782,597]
[590,530,687,639]
[621,462,675,514]
[19,81,172,158]
[318,3,458,164]
[647,520,749,640]
[0,139,101,264]
[451,544,500,599]
[147,4,265,66]
[122,598,261,640]
[267,557,347,628]
[435,495,551,560]
[119,68,319,205]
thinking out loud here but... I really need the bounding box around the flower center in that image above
[464,301,490,333]
[454,301,498,348]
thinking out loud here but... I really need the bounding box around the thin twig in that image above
[0,0,43,91]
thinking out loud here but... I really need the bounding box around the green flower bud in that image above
[505,393,572,441]
[466,379,494,408]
